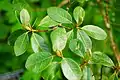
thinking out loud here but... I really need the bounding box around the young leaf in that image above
[81,25,107,40]
[90,51,114,67]
[61,58,82,80]
[51,28,67,52]
[42,62,61,80]
[38,16,59,28]
[25,52,53,73]
[20,8,30,25]
[47,7,72,24]
[31,33,49,53]
[73,6,85,26]
[77,30,92,51]
[14,32,29,56]
[82,66,95,80]
[69,39,85,57]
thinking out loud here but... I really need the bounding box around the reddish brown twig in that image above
[58,0,70,7]
[31,27,57,32]
[97,0,120,63]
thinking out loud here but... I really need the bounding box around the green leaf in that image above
[73,6,85,25]
[69,39,85,57]
[38,16,60,27]
[25,52,53,73]
[109,72,118,80]
[82,66,95,80]
[20,8,30,25]
[31,33,49,53]
[14,32,29,56]
[101,75,109,80]
[81,25,107,40]
[51,28,67,52]
[77,30,92,51]
[90,51,114,67]
[47,7,72,24]
[15,10,21,24]
[67,30,73,38]
[42,62,61,80]
[61,58,82,80]
[21,70,40,80]
[66,30,74,43]
[8,29,26,46]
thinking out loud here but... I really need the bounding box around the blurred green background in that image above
[0,0,119,80]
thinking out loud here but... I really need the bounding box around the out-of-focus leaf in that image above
[77,0,86,3]
[0,24,10,39]
[20,70,40,80]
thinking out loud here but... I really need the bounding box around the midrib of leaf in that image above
[33,33,42,51]
[20,32,28,49]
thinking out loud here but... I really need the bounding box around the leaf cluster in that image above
[8,2,117,80]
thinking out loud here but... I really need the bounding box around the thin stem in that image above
[97,0,120,64]
[58,24,72,30]
[32,27,57,32]
[80,60,88,68]
[58,0,70,7]
[22,23,57,32]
